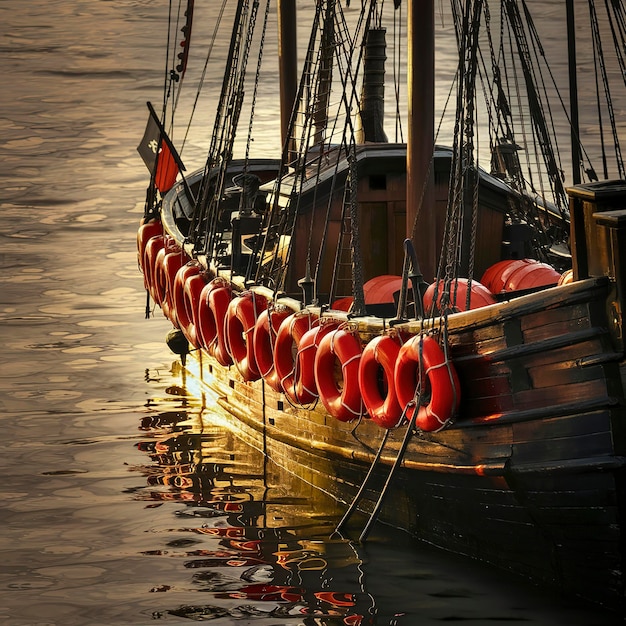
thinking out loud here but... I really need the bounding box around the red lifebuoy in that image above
[178,272,206,349]
[274,311,319,405]
[295,321,340,405]
[394,335,460,432]
[172,263,201,330]
[139,228,162,294]
[205,280,233,366]
[253,306,292,392]
[196,279,220,351]
[358,334,404,429]
[137,219,162,273]
[151,237,179,306]
[225,291,267,381]
[140,234,163,296]
[314,327,364,422]
[157,249,186,324]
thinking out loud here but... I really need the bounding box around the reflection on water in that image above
[131,365,622,625]
[1,348,619,625]
[134,369,375,624]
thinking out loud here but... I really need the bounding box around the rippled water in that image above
[0,1,624,624]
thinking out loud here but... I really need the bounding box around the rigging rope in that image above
[180,0,229,155]
[254,0,373,301]
[242,0,272,283]
[436,0,483,300]
[191,0,264,261]
[160,0,195,139]
[247,2,324,291]
[591,0,610,180]
[392,0,403,142]
[590,0,625,179]
[306,0,369,305]
[162,0,175,120]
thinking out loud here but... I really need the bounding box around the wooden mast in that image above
[566,0,581,185]
[277,0,298,151]
[406,0,436,281]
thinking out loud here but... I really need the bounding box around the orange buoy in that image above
[314,327,364,422]
[274,310,319,405]
[480,259,528,293]
[358,334,404,428]
[363,274,404,304]
[330,296,353,312]
[253,306,292,392]
[225,291,267,381]
[423,278,495,314]
[394,335,460,432]
[330,275,405,313]
[480,259,519,293]
[503,261,561,291]
[481,258,559,293]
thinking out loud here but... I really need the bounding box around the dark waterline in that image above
[0,1,624,624]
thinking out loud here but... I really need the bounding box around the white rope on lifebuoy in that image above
[225,291,267,381]
[358,333,404,429]
[314,327,364,422]
[394,334,460,432]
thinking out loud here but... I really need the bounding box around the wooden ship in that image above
[135,0,626,612]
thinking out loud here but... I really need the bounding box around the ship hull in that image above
[180,274,626,612]
[139,156,626,612]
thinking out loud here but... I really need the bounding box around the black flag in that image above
[137,102,185,193]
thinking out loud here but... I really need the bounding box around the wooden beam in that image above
[277,0,298,151]
[406,0,436,281]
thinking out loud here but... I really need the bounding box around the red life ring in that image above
[151,238,179,306]
[394,335,460,432]
[196,279,221,352]
[142,234,164,296]
[136,219,162,273]
[157,249,186,324]
[314,327,364,422]
[225,291,267,381]
[138,224,162,295]
[253,306,292,392]
[274,310,319,405]
[358,334,404,429]
[206,280,233,366]
[172,263,201,330]
[178,272,206,350]
[295,321,340,404]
